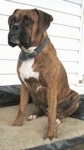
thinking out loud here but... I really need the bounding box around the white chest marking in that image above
[19,59,39,86]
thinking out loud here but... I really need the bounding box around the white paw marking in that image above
[56,118,61,124]
[27,115,37,120]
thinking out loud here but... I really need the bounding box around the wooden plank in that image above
[0,37,79,62]
[48,24,80,39]
[0,45,20,59]
[0,59,78,74]
[0,16,9,30]
[0,60,17,74]
[0,74,20,85]
[0,0,33,15]
[0,11,81,30]
[0,30,8,45]
[50,37,79,50]
[0,41,79,62]
[7,0,81,16]
[0,73,77,86]
[0,28,80,46]
[51,12,81,28]
[66,0,82,5]
[67,74,78,85]
[62,62,78,73]
[57,50,79,61]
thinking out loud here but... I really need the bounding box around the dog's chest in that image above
[19,59,39,85]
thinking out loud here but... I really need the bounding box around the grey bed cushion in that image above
[0,85,84,150]
[0,104,84,150]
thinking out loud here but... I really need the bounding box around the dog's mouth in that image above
[8,30,31,49]
[9,34,20,44]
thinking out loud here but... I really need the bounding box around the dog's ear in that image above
[34,9,53,33]
[13,9,19,14]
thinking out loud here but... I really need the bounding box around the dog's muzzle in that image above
[8,23,21,46]
[8,23,31,48]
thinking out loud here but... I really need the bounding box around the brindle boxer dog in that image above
[8,9,80,140]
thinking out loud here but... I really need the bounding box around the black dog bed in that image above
[0,85,84,150]
[0,85,84,121]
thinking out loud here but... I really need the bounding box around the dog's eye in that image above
[23,16,32,25]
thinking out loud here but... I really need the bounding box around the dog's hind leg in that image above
[57,90,80,119]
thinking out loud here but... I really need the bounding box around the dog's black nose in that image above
[12,23,21,31]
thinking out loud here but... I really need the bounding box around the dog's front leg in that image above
[12,84,29,126]
[44,84,57,140]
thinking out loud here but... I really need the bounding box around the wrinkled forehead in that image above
[12,9,38,20]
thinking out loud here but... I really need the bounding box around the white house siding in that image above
[0,0,84,94]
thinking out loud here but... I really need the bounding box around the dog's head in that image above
[8,9,53,49]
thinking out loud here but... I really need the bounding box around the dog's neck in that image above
[21,46,37,54]
[19,36,49,62]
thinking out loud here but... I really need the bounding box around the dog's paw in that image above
[44,131,57,140]
[44,128,57,140]
[56,118,61,124]
[26,114,37,121]
[12,119,23,126]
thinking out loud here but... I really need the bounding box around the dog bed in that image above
[0,85,84,150]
